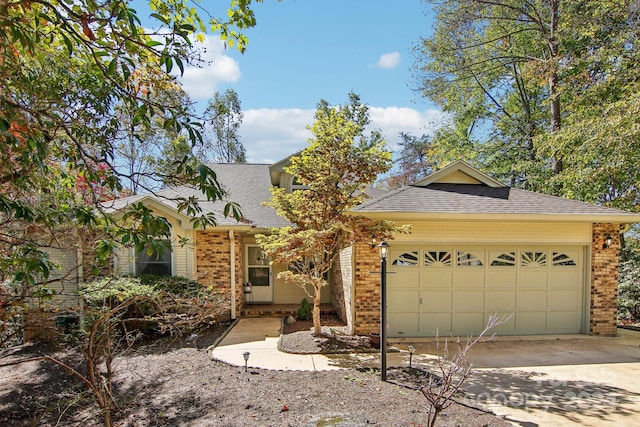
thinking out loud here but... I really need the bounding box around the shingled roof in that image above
[351,161,640,223]
[104,163,291,230]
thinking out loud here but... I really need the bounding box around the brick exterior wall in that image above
[195,231,243,321]
[590,223,620,336]
[353,242,382,335]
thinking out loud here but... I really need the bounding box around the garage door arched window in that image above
[552,252,577,267]
[457,250,483,267]
[490,251,516,267]
[521,251,547,267]
[424,251,452,267]
[391,251,418,266]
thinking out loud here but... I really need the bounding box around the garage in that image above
[349,160,640,337]
[387,245,585,337]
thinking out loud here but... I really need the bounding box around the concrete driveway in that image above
[211,319,640,425]
[385,328,640,426]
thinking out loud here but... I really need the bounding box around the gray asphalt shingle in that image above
[352,183,639,218]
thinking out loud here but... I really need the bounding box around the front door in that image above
[246,246,272,303]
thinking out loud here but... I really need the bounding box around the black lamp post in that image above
[378,239,389,381]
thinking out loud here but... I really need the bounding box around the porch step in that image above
[241,303,335,318]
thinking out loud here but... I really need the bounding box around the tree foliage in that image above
[256,93,408,335]
[203,88,246,163]
[1,0,260,335]
[381,132,435,189]
[413,0,640,209]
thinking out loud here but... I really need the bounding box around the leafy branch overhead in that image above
[0,1,261,288]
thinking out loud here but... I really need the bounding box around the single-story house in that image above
[103,157,640,338]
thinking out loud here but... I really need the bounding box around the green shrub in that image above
[137,274,204,296]
[297,298,312,321]
[619,246,640,323]
[81,275,226,336]
[82,276,157,306]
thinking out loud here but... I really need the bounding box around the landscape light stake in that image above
[243,351,250,372]
[378,239,389,381]
[408,345,415,368]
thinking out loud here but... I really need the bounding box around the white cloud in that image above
[373,52,401,69]
[176,35,241,99]
[239,106,446,164]
[241,109,315,163]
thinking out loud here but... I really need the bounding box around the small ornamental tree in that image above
[257,93,409,335]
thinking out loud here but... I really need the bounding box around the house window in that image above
[136,240,172,276]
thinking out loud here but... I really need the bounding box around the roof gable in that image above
[414,160,506,188]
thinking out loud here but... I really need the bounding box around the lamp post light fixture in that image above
[378,238,389,381]
[242,351,250,372]
[603,234,613,249]
[408,345,415,369]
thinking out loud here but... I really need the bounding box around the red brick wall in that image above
[590,223,620,336]
[353,242,382,335]
[195,231,243,320]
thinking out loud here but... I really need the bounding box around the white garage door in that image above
[386,245,585,337]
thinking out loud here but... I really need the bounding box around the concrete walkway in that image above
[208,318,340,371]
[209,318,640,426]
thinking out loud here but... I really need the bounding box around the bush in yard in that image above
[297,298,313,321]
[82,275,226,337]
[619,243,640,324]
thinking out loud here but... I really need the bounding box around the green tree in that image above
[381,132,435,189]
[413,0,562,187]
[0,0,259,347]
[0,0,258,284]
[539,1,640,210]
[414,0,640,206]
[113,67,196,193]
[203,88,246,163]
[257,93,408,335]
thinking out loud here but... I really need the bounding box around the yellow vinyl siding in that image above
[41,248,81,309]
[433,170,482,184]
[272,263,331,304]
[394,222,591,244]
[114,246,134,275]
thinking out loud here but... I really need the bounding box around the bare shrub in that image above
[420,314,512,427]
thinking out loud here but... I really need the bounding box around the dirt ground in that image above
[0,320,511,427]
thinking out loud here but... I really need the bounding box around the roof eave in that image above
[349,211,640,224]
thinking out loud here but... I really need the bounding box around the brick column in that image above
[353,242,382,335]
[195,231,238,321]
[590,223,620,336]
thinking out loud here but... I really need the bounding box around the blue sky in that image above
[132,0,444,163]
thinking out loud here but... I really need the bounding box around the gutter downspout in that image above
[229,230,236,320]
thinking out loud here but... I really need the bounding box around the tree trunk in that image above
[312,287,322,336]
[548,0,563,174]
